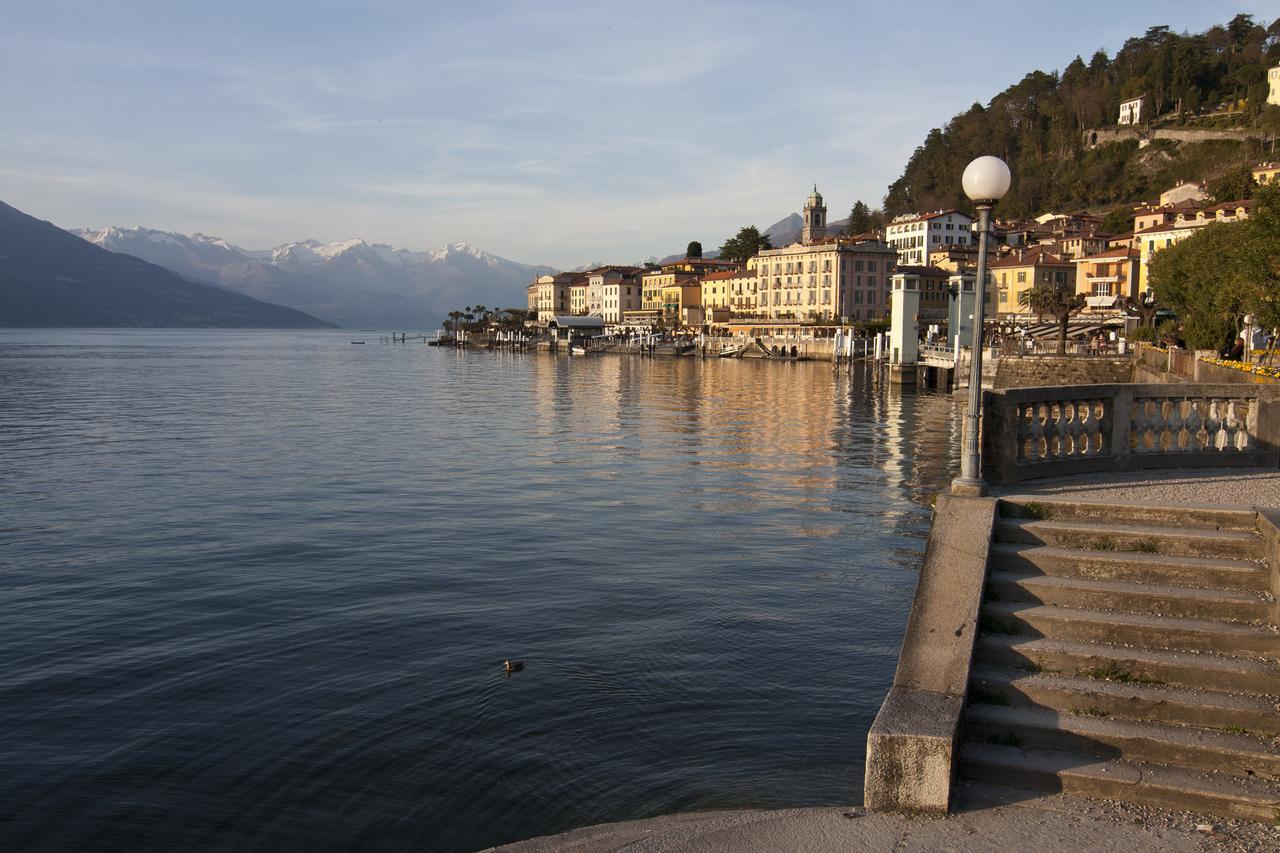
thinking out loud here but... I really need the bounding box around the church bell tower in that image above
[802,185,827,245]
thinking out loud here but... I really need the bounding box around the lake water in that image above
[0,330,961,851]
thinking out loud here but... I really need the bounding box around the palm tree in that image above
[1020,280,1086,355]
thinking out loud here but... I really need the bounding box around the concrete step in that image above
[963,703,1280,778]
[974,633,1280,695]
[997,497,1259,532]
[989,542,1270,592]
[958,741,1280,823]
[981,600,1280,658]
[968,665,1280,737]
[994,518,1264,560]
[987,570,1272,623]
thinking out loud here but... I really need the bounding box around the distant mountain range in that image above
[72,226,555,330]
[0,201,333,329]
[41,202,850,329]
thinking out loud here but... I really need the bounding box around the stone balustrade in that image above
[981,383,1280,484]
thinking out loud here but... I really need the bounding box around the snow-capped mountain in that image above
[71,227,554,329]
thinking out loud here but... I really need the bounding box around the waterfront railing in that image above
[981,383,1280,484]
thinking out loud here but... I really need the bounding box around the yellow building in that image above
[569,281,588,315]
[1055,234,1109,259]
[640,257,738,311]
[641,269,695,310]
[699,266,758,315]
[532,273,572,322]
[1136,199,1254,291]
[660,282,703,325]
[1253,162,1280,186]
[986,247,1075,317]
[1072,247,1140,311]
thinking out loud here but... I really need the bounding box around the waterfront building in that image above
[532,273,573,322]
[987,246,1074,317]
[599,269,644,324]
[1072,247,1140,311]
[700,266,759,316]
[885,210,973,266]
[661,281,703,325]
[753,237,897,322]
[1270,64,1280,106]
[1253,162,1280,186]
[641,257,738,312]
[569,279,589,315]
[642,269,696,311]
[585,266,642,320]
[1118,95,1144,125]
[620,309,662,330]
[1135,199,1253,291]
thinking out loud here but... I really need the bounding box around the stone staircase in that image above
[958,498,1280,821]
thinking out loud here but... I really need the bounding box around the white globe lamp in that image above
[962,156,1011,204]
[952,155,1010,496]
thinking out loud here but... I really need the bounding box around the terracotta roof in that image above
[987,246,1073,269]
[888,209,969,225]
[1202,198,1255,214]
[1133,220,1200,236]
[893,265,951,276]
[1072,247,1139,262]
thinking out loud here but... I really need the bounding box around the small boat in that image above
[718,344,745,357]
[570,344,588,355]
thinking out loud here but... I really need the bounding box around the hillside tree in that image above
[719,226,772,264]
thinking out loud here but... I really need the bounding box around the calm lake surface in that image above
[0,329,961,851]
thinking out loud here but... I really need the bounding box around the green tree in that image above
[846,200,871,235]
[1020,278,1085,355]
[718,226,772,264]
[1149,222,1249,349]
[1099,205,1133,234]
[686,240,703,259]
[1207,165,1256,201]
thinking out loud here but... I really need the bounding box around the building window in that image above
[1017,271,1026,283]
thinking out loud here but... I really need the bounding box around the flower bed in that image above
[1199,357,1280,380]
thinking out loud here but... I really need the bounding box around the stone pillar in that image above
[889,273,920,384]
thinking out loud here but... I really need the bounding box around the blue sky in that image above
[1,1,1273,268]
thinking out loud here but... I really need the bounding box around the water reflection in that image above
[1,333,963,853]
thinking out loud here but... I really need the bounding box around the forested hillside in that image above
[885,14,1280,219]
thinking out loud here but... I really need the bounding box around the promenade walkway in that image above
[492,781,1278,851]
[993,467,1280,510]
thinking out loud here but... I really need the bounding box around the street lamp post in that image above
[952,156,1011,497]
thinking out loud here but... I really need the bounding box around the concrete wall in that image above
[993,356,1133,389]
[1133,346,1280,385]
[1083,126,1264,149]
[864,495,997,814]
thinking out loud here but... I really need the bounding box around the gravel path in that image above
[993,467,1280,510]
